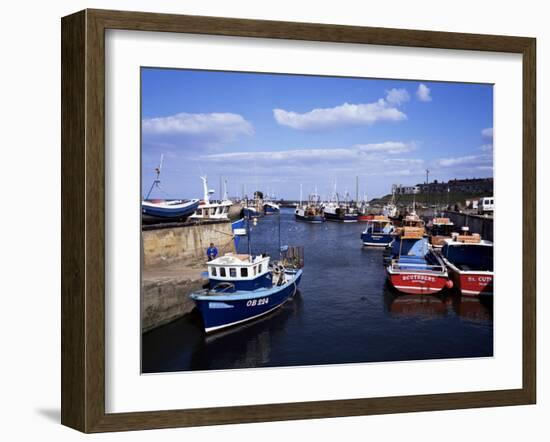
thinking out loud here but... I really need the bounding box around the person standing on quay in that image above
[207,243,218,261]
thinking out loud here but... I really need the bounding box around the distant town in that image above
[391,177,493,196]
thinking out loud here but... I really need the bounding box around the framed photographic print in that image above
[61,9,536,433]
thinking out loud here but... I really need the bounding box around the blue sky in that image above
[141,68,493,200]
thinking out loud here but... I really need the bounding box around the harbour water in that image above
[142,208,493,373]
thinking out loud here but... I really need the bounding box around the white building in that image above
[392,184,420,195]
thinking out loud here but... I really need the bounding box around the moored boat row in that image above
[378,216,493,297]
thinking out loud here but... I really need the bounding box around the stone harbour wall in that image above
[141,221,237,332]
[141,275,205,333]
[142,221,236,269]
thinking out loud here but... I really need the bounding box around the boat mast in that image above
[278,205,282,258]
[223,179,228,201]
[145,154,164,200]
[200,175,210,204]
[246,207,252,258]
[299,183,303,207]
[355,176,359,205]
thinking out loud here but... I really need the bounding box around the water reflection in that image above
[451,295,493,322]
[385,289,448,318]
[143,292,304,372]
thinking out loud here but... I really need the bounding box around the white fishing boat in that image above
[190,176,233,221]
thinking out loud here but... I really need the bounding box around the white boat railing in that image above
[390,260,446,273]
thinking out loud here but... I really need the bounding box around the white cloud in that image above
[354,141,416,155]
[273,99,406,131]
[416,83,432,102]
[385,88,410,105]
[142,112,254,149]
[434,153,493,171]
[481,127,493,140]
[480,127,493,151]
[436,155,480,167]
[202,142,416,164]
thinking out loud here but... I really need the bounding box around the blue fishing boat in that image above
[190,251,303,333]
[142,199,200,223]
[263,200,280,215]
[141,154,199,223]
[360,215,395,246]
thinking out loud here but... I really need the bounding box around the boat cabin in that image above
[441,237,493,272]
[192,200,232,220]
[365,215,393,234]
[207,253,272,292]
[430,217,454,235]
[402,214,425,228]
[389,227,443,271]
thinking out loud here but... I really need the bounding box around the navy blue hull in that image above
[191,271,302,332]
[142,200,199,223]
[325,212,358,222]
[361,232,394,246]
[243,207,261,218]
[264,206,280,215]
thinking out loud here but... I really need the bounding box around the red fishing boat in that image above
[439,228,493,296]
[386,227,452,295]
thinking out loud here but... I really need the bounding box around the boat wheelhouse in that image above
[393,212,426,236]
[190,251,303,333]
[428,217,455,248]
[386,227,451,295]
[440,228,493,296]
[360,215,394,246]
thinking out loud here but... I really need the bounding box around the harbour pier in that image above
[442,211,493,242]
[142,220,236,332]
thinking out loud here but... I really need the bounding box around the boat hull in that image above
[361,232,394,246]
[325,212,358,222]
[387,269,449,295]
[295,213,325,223]
[191,270,302,333]
[449,268,493,296]
[263,205,280,215]
[357,214,374,222]
[141,199,200,223]
[243,207,261,218]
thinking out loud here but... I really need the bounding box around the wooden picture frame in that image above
[61,8,536,433]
